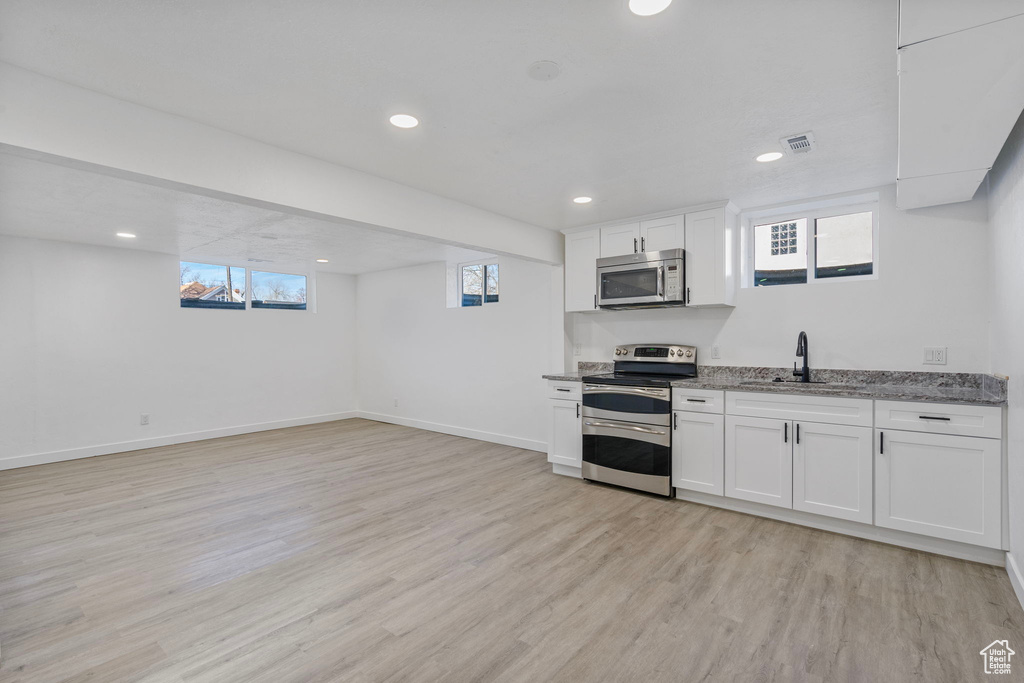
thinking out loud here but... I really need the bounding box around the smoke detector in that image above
[779,132,817,155]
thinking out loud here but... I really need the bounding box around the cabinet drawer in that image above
[673,388,724,413]
[875,400,1001,439]
[548,381,582,401]
[726,391,872,427]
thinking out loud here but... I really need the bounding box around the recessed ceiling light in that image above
[389,114,419,129]
[629,0,672,16]
[316,259,329,263]
[116,232,136,238]
[756,152,784,163]
[573,196,593,204]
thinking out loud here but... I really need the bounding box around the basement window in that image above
[459,263,499,306]
[749,199,877,287]
[251,271,307,310]
[179,261,246,309]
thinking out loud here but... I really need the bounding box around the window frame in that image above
[456,260,500,308]
[249,268,311,311]
[743,199,879,288]
[179,261,316,313]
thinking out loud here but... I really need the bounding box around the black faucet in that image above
[793,331,810,383]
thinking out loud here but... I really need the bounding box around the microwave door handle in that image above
[657,266,664,298]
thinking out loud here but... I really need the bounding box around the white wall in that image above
[355,258,563,451]
[571,186,991,373]
[988,110,1024,591]
[0,235,358,467]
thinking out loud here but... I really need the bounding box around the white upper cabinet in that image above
[684,206,737,307]
[564,229,600,312]
[563,201,736,312]
[599,222,641,257]
[640,215,685,253]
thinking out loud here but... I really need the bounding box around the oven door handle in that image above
[584,421,667,436]
[583,386,669,398]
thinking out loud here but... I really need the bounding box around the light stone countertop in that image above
[542,364,1007,407]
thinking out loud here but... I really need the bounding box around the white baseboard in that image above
[0,412,359,471]
[552,463,582,478]
[677,490,1006,566]
[1007,552,1024,610]
[357,412,546,453]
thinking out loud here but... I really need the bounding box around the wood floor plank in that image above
[2,418,1023,682]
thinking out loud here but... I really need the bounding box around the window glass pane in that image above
[485,264,499,303]
[180,261,245,309]
[753,219,807,286]
[251,271,307,310]
[815,212,873,279]
[462,265,483,306]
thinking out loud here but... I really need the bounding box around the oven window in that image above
[583,393,669,415]
[583,434,670,476]
[601,268,659,300]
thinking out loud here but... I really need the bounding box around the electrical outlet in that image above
[573,343,582,357]
[923,347,947,365]
[393,399,399,408]
[140,413,150,426]
[711,345,721,359]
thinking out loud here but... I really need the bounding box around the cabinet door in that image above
[875,430,1001,548]
[640,215,685,253]
[548,399,582,468]
[600,222,640,257]
[564,230,600,312]
[725,415,792,508]
[793,422,873,523]
[684,208,726,307]
[672,411,724,496]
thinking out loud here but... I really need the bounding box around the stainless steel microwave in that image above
[596,248,686,309]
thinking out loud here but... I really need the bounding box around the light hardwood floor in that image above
[2,418,1023,682]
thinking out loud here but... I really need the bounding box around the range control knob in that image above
[669,349,676,356]
[685,350,693,358]
[615,348,622,355]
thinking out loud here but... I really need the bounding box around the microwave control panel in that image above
[664,263,682,300]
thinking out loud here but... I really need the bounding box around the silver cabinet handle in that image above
[584,421,667,436]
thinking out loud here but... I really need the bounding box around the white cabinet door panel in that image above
[672,412,724,496]
[565,230,600,312]
[600,223,640,257]
[725,415,792,508]
[548,399,582,468]
[640,215,685,253]
[793,423,873,524]
[876,430,1001,548]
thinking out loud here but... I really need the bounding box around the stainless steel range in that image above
[580,344,697,496]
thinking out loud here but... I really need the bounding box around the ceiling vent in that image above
[780,131,816,155]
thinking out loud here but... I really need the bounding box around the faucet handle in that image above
[793,362,801,377]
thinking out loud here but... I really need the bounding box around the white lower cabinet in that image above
[793,422,873,524]
[875,429,1002,548]
[672,411,724,496]
[725,415,792,508]
[548,398,582,468]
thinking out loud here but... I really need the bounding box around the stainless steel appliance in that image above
[596,248,686,309]
[581,344,697,496]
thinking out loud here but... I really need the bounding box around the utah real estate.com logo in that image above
[980,640,1015,675]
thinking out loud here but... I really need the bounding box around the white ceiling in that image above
[0,0,900,231]
[0,151,493,273]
